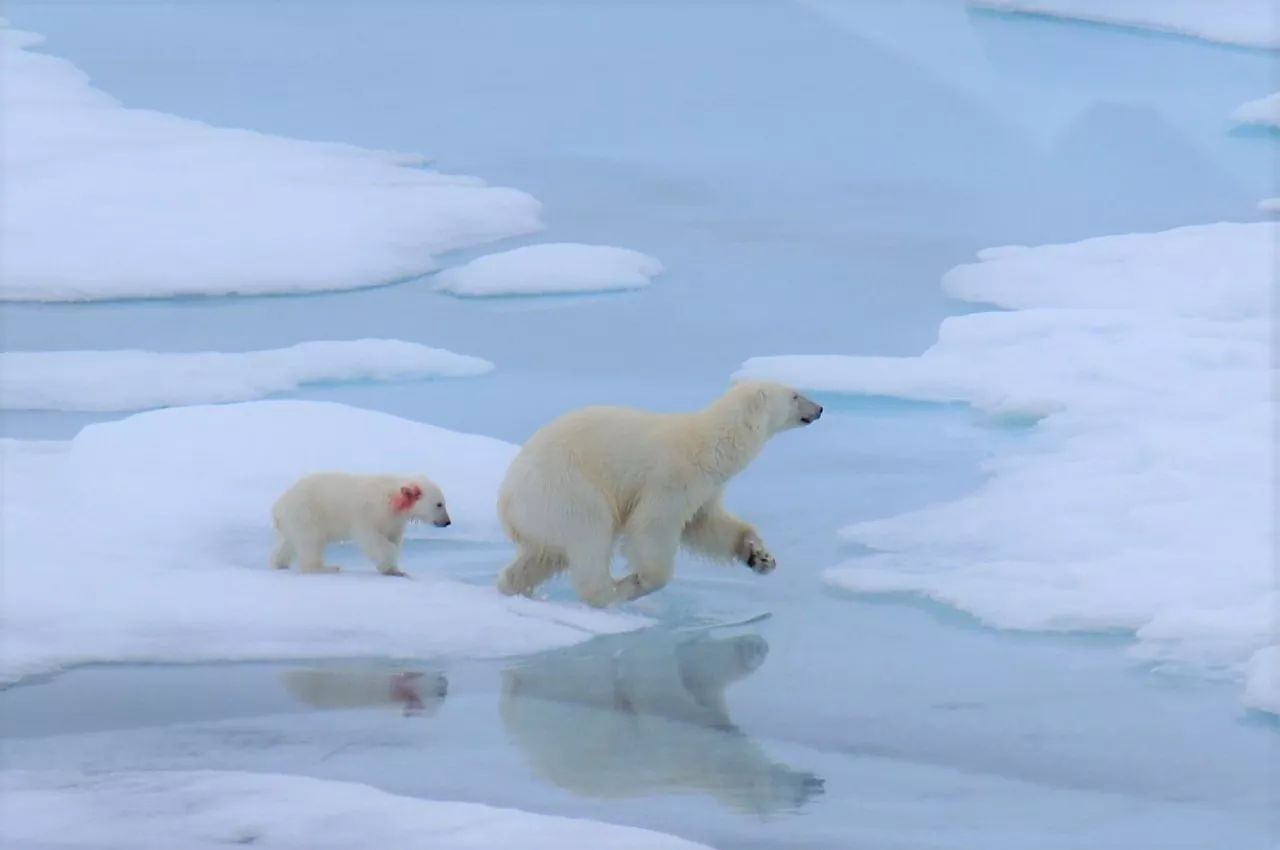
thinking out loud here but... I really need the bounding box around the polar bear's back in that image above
[272,472,400,539]
[499,406,694,543]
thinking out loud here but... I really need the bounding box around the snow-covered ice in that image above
[0,770,714,850]
[0,401,643,684]
[738,222,1276,712]
[434,243,664,297]
[0,23,543,302]
[969,0,1280,49]
[0,340,493,412]
[1232,91,1280,128]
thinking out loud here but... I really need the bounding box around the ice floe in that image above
[0,340,492,412]
[739,221,1276,712]
[434,243,664,297]
[0,23,542,301]
[0,401,643,684]
[970,0,1280,49]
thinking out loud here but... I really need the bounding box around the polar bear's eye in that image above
[792,393,798,400]
[435,502,443,509]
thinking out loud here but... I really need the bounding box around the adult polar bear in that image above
[497,381,822,606]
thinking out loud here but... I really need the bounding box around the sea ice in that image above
[1231,91,1280,128]
[969,0,1280,49]
[737,221,1276,712]
[0,401,643,684]
[0,340,493,412]
[434,243,664,296]
[0,770,714,850]
[0,23,542,301]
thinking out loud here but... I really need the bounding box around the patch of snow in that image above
[0,340,493,412]
[737,221,1277,713]
[969,1,1280,49]
[0,770,715,850]
[0,23,543,301]
[1231,91,1280,128]
[434,243,664,297]
[0,401,643,684]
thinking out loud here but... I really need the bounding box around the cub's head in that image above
[733,380,823,435]
[391,478,451,527]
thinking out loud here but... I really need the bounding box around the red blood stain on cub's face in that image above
[391,484,423,513]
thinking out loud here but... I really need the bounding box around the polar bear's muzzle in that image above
[798,396,823,425]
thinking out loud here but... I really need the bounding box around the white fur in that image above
[271,472,449,576]
[496,381,822,606]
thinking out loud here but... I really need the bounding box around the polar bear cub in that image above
[497,381,822,606]
[271,473,450,577]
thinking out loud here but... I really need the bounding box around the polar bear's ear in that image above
[744,386,772,427]
[392,485,422,513]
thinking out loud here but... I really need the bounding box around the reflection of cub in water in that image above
[501,632,823,814]
[282,668,448,717]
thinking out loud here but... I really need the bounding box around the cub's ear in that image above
[400,485,419,502]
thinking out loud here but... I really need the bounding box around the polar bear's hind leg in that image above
[498,547,568,596]
[271,534,295,570]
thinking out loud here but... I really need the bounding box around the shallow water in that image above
[1,1,1276,847]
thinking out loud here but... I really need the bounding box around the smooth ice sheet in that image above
[0,770,714,850]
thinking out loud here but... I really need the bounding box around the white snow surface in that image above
[738,221,1277,713]
[0,401,642,683]
[0,340,493,412]
[969,0,1280,49]
[0,770,714,850]
[0,24,542,301]
[1231,91,1280,127]
[434,243,665,296]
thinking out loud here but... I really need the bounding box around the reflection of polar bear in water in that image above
[501,631,823,814]
[281,668,448,717]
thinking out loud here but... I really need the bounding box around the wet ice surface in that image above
[1,1,1276,848]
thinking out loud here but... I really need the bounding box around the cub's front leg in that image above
[357,529,411,578]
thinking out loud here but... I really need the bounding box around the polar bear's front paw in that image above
[740,534,776,575]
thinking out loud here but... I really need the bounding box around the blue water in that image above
[1,2,1275,848]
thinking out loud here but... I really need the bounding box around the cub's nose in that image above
[435,518,452,528]
[814,404,823,419]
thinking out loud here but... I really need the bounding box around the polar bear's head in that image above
[392,477,451,527]
[732,381,823,435]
